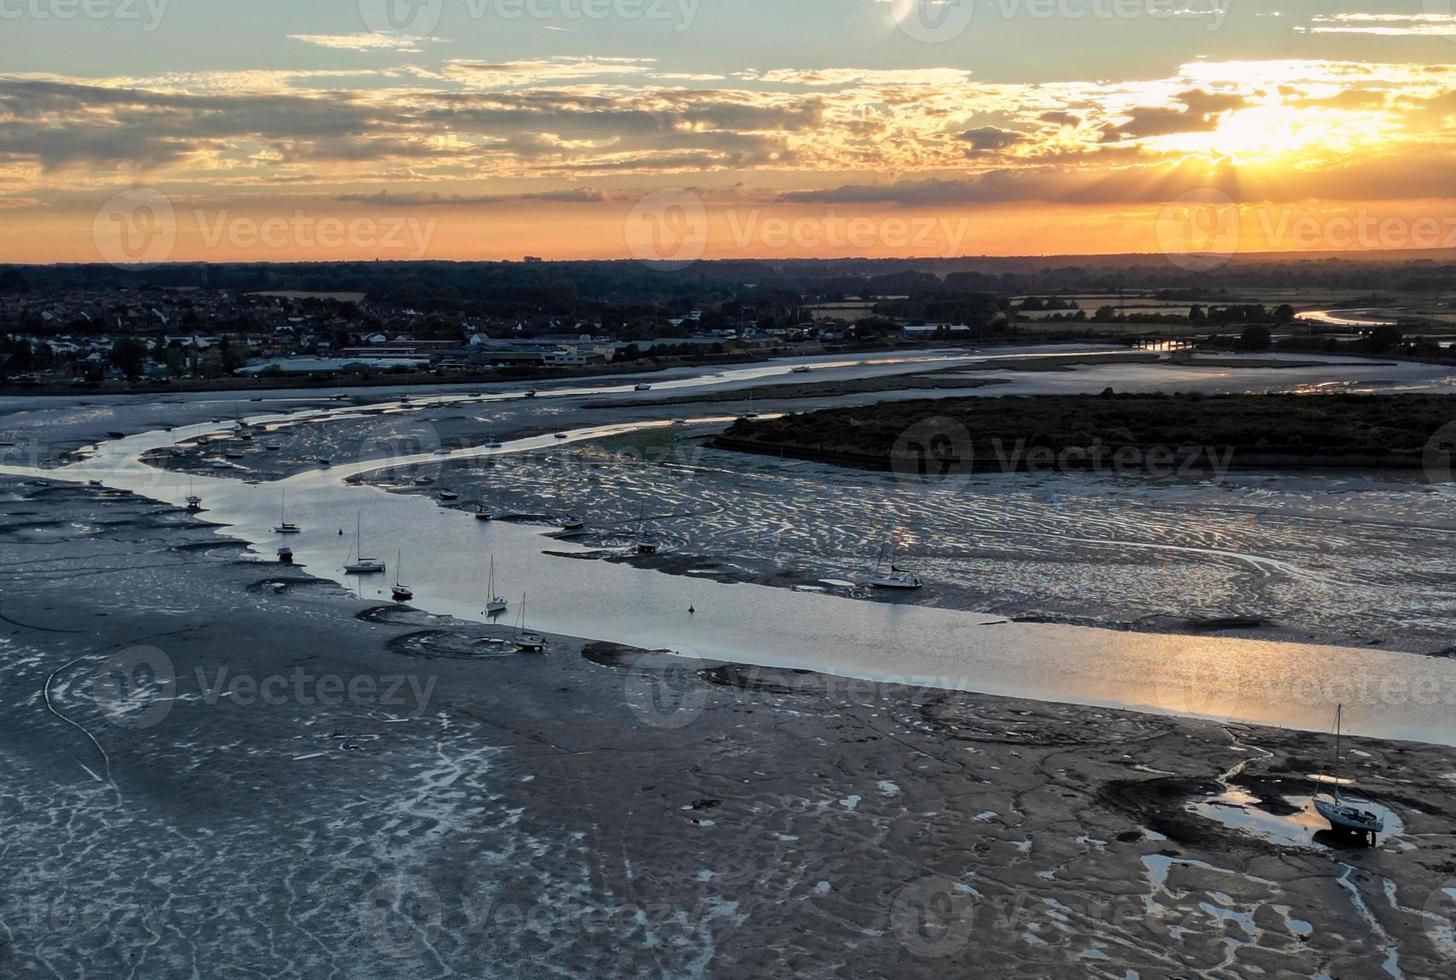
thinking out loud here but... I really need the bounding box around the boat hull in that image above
[1315,797,1384,834]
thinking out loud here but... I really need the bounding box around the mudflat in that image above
[3,477,1454,978]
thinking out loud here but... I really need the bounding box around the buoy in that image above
[689,605,695,615]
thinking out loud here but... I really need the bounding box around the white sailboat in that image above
[868,537,922,590]
[391,550,413,602]
[515,593,545,652]
[343,514,386,574]
[184,475,202,512]
[274,490,300,533]
[483,556,508,615]
[1313,705,1385,842]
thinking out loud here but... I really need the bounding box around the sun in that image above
[1150,104,1392,165]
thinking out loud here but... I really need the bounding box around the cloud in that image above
[288,33,443,53]
[1298,14,1456,37]
[335,187,611,206]
[960,126,1026,156]
[1099,89,1249,142]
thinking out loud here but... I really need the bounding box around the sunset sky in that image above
[4,1,1456,262]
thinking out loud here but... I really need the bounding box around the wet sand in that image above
[348,430,1456,657]
[2,476,1454,977]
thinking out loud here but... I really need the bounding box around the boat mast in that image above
[1334,704,1344,799]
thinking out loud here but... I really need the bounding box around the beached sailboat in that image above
[343,514,386,574]
[274,490,300,533]
[184,475,202,512]
[635,503,659,555]
[483,556,508,615]
[391,550,413,602]
[515,593,545,651]
[868,538,922,589]
[1313,705,1385,842]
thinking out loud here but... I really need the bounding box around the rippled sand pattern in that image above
[416,445,1456,651]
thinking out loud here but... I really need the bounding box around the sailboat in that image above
[343,514,386,574]
[482,556,508,615]
[514,593,545,651]
[868,537,923,589]
[391,550,413,602]
[635,503,659,555]
[1313,705,1385,842]
[274,490,300,534]
[559,487,584,532]
[184,475,202,512]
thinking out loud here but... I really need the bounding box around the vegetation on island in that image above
[718,392,1456,472]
